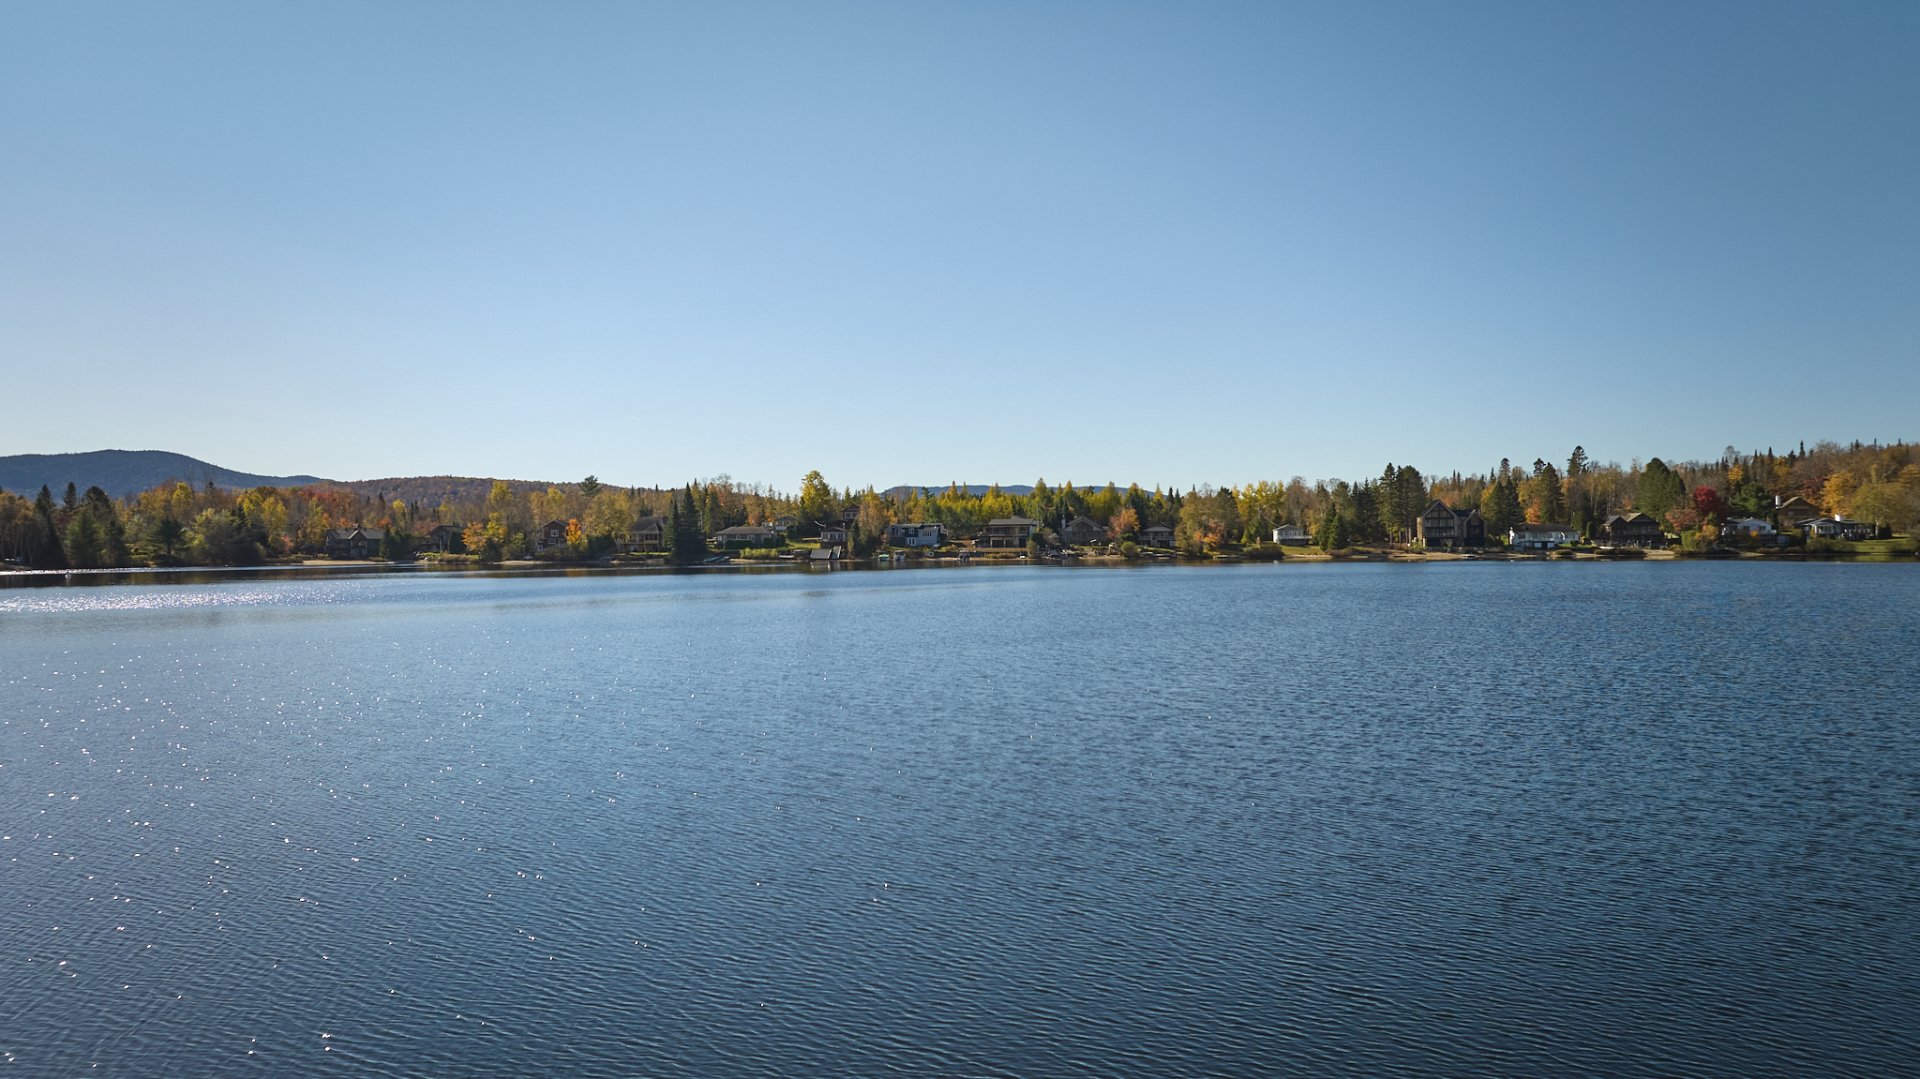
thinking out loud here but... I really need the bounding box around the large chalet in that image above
[1414,501,1486,549]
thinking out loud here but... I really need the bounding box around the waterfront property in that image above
[322,527,384,559]
[715,524,782,548]
[420,523,461,553]
[1601,512,1666,548]
[1726,517,1776,538]
[1509,522,1579,550]
[533,519,569,552]
[979,517,1040,549]
[1138,524,1174,547]
[886,522,946,548]
[622,515,667,553]
[1415,500,1487,549]
[1062,515,1108,546]
[1774,495,1822,528]
[818,523,849,546]
[1802,516,1875,541]
[1271,523,1309,545]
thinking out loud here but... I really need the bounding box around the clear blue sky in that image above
[3,1,1915,492]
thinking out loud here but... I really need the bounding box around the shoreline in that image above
[3,545,1915,587]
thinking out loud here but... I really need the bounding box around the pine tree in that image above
[32,486,66,568]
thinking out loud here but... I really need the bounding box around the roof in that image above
[1512,522,1575,533]
[326,527,385,541]
[631,515,666,530]
[986,517,1039,527]
[716,524,777,536]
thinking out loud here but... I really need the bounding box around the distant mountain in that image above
[0,450,327,500]
[884,484,1036,499]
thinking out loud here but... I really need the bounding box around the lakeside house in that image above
[818,523,850,546]
[886,522,946,548]
[420,523,461,553]
[1415,500,1487,549]
[1139,524,1174,547]
[979,517,1040,549]
[1062,515,1108,546]
[622,515,666,553]
[323,527,385,559]
[1802,516,1874,541]
[769,514,799,535]
[1270,523,1309,545]
[1774,495,1821,528]
[716,524,781,548]
[534,519,569,552]
[1601,512,1665,548]
[1509,523,1579,550]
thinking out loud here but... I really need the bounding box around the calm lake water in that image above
[3,562,1917,1077]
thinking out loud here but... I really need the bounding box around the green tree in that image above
[1479,461,1523,537]
[669,488,707,563]
[31,486,66,569]
[797,470,834,534]
[1315,505,1349,551]
[1637,458,1686,521]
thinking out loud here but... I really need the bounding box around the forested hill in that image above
[0,450,326,499]
[330,476,552,507]
[885,484,1036,500]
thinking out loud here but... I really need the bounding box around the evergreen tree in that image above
[670,488,707,563]
[32,486,66,569]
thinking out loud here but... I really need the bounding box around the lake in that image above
[3,561,1917,1077]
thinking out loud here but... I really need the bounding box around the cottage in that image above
[533,519,570,552]
[886,522,947,548]
[715,524,781,548]
[1802,516,1874,541]
[979,517,1040,549]
[1270,523,1309,545]
[1414,500,1487,549]
[1773,495,1822,528]
[817,523,850,546]
[769,514,799,535]
[1509,523,1579,550]
[1061,515,1108,546]
[622,515,667,553]
[323,527,385,559]
[1601,512,1665,548]
[1725,517,1776,538]
[420,524,462,553]
[839,505,861,525]
[1138,524,1175,548]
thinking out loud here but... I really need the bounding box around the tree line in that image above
[2,439,1915,569]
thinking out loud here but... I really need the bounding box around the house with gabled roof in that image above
[1773,496,1821,528]
[1138,524,1174,547]
[1414,500,1486,549]
[1061,516,1108,546]
[886,522,946,548]
[1601,512,1665,548]
[623,515,667,553]
[979,517,1040,549]
[324,527,385,559]
[533,519,569,552]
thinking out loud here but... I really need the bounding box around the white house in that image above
[1509,523,1580,550]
